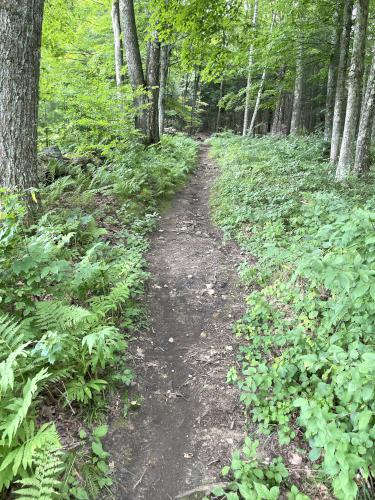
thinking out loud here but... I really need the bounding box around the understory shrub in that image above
[0,134,197,497]
[210,133,375,500]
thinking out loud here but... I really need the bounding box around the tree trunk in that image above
[190,70,200,134]
[111,0,123,86]
[248,69,266,136]
[119,0,146,131]
[146,35,161,144]
[324,3,343,142]
[216,80,224,132]
[243,0,258,136]
[290,38,304,135]
[336,0,369,181]
[330,0,353,162]
[158,44,170,136]
[354,48,375,174]
[0,0,44,194]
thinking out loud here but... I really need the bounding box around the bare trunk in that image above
[248,69,266,136]
[146,35,161,144]
[243,0,258,136]
[324,3,343,142]
[190,70,200,134]
[290,39,304,135]
[336,0,369,181]
[216,80,224,132]
[120,0,146,131]
[111,0,123,86]
[330,0,354,162]
[158,44,170,136]
[354,48,375,173]
[0,0,44,193]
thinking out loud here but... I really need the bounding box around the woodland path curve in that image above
[107,143,246,500]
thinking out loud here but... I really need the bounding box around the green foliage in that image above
[210,133,375,500]
[0,133,197,496]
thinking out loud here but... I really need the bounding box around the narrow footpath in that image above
[107,144,246,499]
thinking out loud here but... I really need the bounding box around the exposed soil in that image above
[106,144,247,499]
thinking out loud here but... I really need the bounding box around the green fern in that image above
[15,445,64,500]
[34,301,94,333]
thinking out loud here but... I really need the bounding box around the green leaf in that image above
[93,425,108,439]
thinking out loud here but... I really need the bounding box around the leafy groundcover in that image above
[0,134,197,498]
[209,133,375,500]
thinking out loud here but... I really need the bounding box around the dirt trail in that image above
[107,144,246,499]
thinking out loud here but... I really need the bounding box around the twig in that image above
[133,467,147,490]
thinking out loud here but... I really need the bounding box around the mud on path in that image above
[107,144,246,499]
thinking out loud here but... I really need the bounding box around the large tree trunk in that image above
[120,0,146,131]
[354,48,375,174]
[324,3,343,142]
[243,0,258,136]
[336,0,369,181]
[330,0,353,162]
[158,44,170,136]
[0,0,44,193]
[290,38,304,135]
[146,36,161,144]
[272,91,293,135]
[111,0,123,86]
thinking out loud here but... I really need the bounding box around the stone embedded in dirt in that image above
[183,453,194,459]
[200,332,207,338]
[207,289,215,295]
[168,337,174,343]
[187,274,193,279]
[225,345,233,351]
[289,452,303,465]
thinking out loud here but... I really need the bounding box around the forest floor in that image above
[106,144,247,499]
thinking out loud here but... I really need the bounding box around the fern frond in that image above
[34,301,93,333]
[15,445,64,500]
[0,315,26,361]
[0,368,49,444]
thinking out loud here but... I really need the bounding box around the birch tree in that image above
[330,0,353,162]
[354,47,375,174]
[336,0,369,181]
[111,0,124,86]
[0,0,44,192]
[243,0,258,136]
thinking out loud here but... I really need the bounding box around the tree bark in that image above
[290,38,304,135]
[120,0,146,131]
[330,0,354,162]
[111,0,123,86]
[216,80,224,132]
[354,48,375,174]
[190,70,200,134]
[158,44,170,136]
[324,3,343,142]
[0,0,44,193]
[243,0,258,136]
[336,0,369,181]
[248,69,266,136]
[146,35,161,144]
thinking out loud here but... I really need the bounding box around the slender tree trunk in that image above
[330,0,353,162]
[248,69,266,136]
[146,35,161,144]
[190,70,200,134]
[216,80,224,132]
[354,48,375,173]
[290,38,304,135]
[111,0,123,86]
[336,0,369,181]
[158,44,170,136]
[120,0,146,131]
[243,0,258,136]
[324,3,343,142]
[0,0,44,193]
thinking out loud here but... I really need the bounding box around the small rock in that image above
[225,345,233,351]
[188,274,193,279]
[184,452,194,459]
[168,337,174,343]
